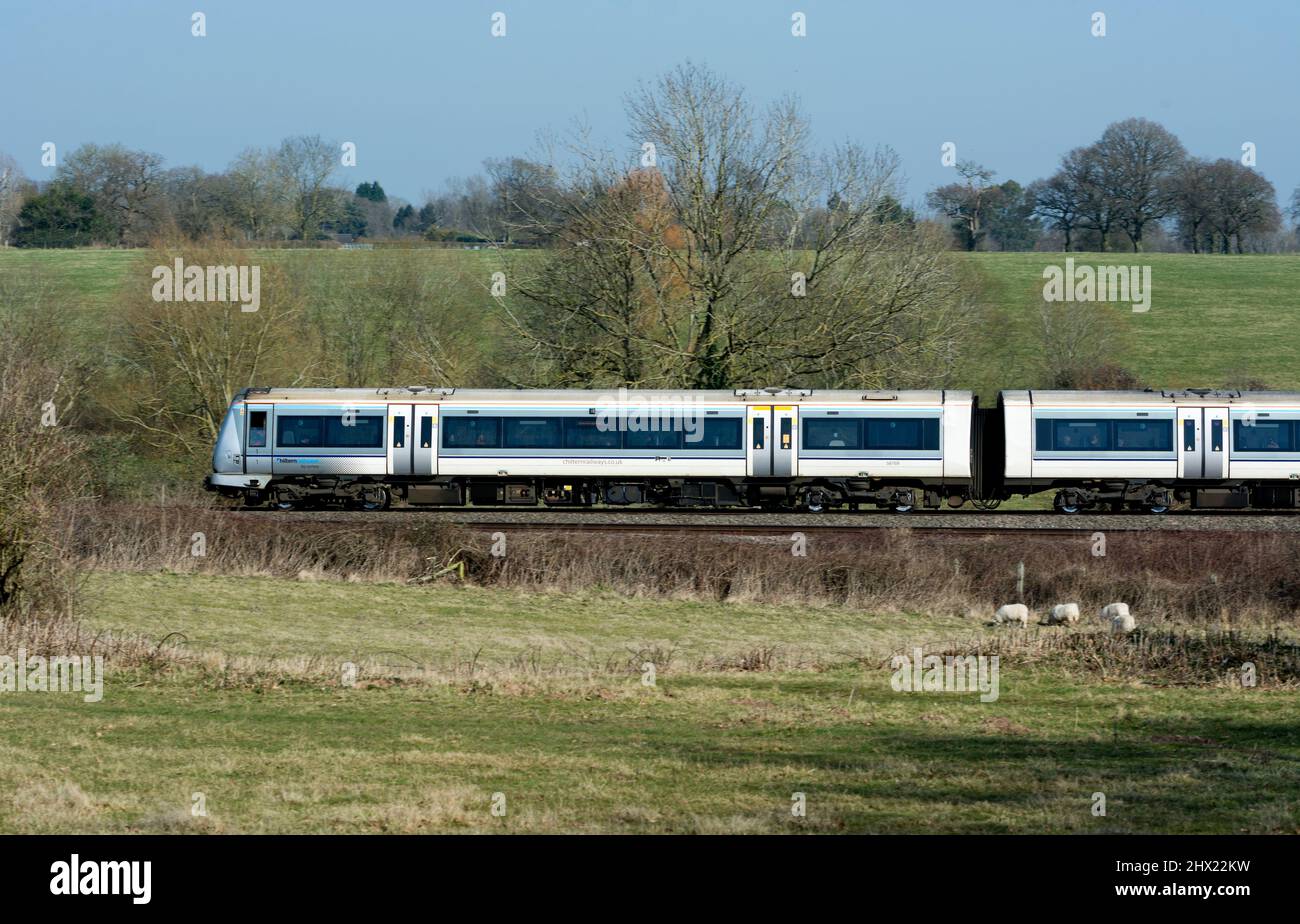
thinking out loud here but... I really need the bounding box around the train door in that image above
[746,406,771,476]
[772,406,797,477]
[1203,407,1228,478]
[1179,407,1227,479]
[413,404,438,476]
[745,406,798,477]
[244,402,273,475]
[387,404,413,476]
[1178,408,1202,478]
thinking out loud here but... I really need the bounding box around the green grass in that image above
[0,571,1295,834]
[962,252,1300,394]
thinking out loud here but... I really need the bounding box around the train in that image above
[203,386,1300,513]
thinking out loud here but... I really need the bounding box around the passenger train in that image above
[204,386,1300,513]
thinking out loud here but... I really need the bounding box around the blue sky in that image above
[2,0,1297,210]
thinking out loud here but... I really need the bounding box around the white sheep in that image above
[1099,602,1131,622]
[1045,603,1080,626]
[1110,612,1137,634]
[994,603,1029,627]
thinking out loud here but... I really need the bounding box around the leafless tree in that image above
[1205,160,1280,253]
[499,62,977,390]
[225,147,292,241]
[57,143,165,245]
[1171,157,1215,253]
[1029,174,1083,251]
[0,152,25,245]
[112,243,306,456]
[277,135,342,240]
[1097,118,1187,251]
[926,161,998,251]
[0,270,93,618]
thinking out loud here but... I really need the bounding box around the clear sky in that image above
[2,0,1297,210]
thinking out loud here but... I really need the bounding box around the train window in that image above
[443,416,501,449]
[1233,420,1294,452]
[248,411,267,448]
[1210,419,1223,452]
[1113,419,1172,451]
[420,417,433,449]
[393,416,405,449]
[803,418,860,450]
[274,415,384,448]
[752,418,765,450]
[563,417,622,449]
[504,417,563,449]
[1051,419,1113,452]
[1183,420,1196,451]
[864,417,940,451]
[625,427,682,450]
[327,415,384,447]
[685,417,743,450]
[780,418,792,450]
[277,416,323,447]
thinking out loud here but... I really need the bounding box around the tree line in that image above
[4,114,1297,253]
[927,118,1295,253]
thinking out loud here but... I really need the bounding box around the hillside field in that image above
[1,248,1297,393]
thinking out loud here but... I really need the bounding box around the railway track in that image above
[224,506,1300,534]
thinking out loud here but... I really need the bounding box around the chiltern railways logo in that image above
[49,855,151,904]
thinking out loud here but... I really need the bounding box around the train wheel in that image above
[273,499,297,511]
[803,490,829,513]
[1053,493,1083,514]
[1144,502,1170,515]
[357,486,390,511]
[891,504,914,514]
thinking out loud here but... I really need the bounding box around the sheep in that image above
[1099,602,1130,622]
[1044,603,1080,626]
[994,603,1029,627]
[1110,612,1137,634]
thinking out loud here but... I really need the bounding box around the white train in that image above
[203,386,1300,512]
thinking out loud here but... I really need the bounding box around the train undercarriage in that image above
[207,474,1300,513]
[207,475,970,513]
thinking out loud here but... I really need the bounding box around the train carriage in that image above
[1000,389,1300,512]
[206,386,976,511]
[206,385,1300,513]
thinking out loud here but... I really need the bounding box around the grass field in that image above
[1,570,1296,834]
[961,252,1300,395]
[2,248,1298,391]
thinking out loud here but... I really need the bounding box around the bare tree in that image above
[1171,157,1215,253]
[225,147,292,241]
[500,63,977,391]
[277,135,341,240]
[1029,174,1083,251]
[57,143,164,244]
[112,243,306,456]
[0,270,93,618]
[1062,145,1119,252]
[1205,160,1280,253]
[0,152,25,245]
[926,161,998,251]
[1097,118,1186,251]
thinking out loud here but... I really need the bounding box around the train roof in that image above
[1014,389,1300,407]
[235,387,969,404]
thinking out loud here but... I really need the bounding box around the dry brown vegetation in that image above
[65,502,1300,627]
